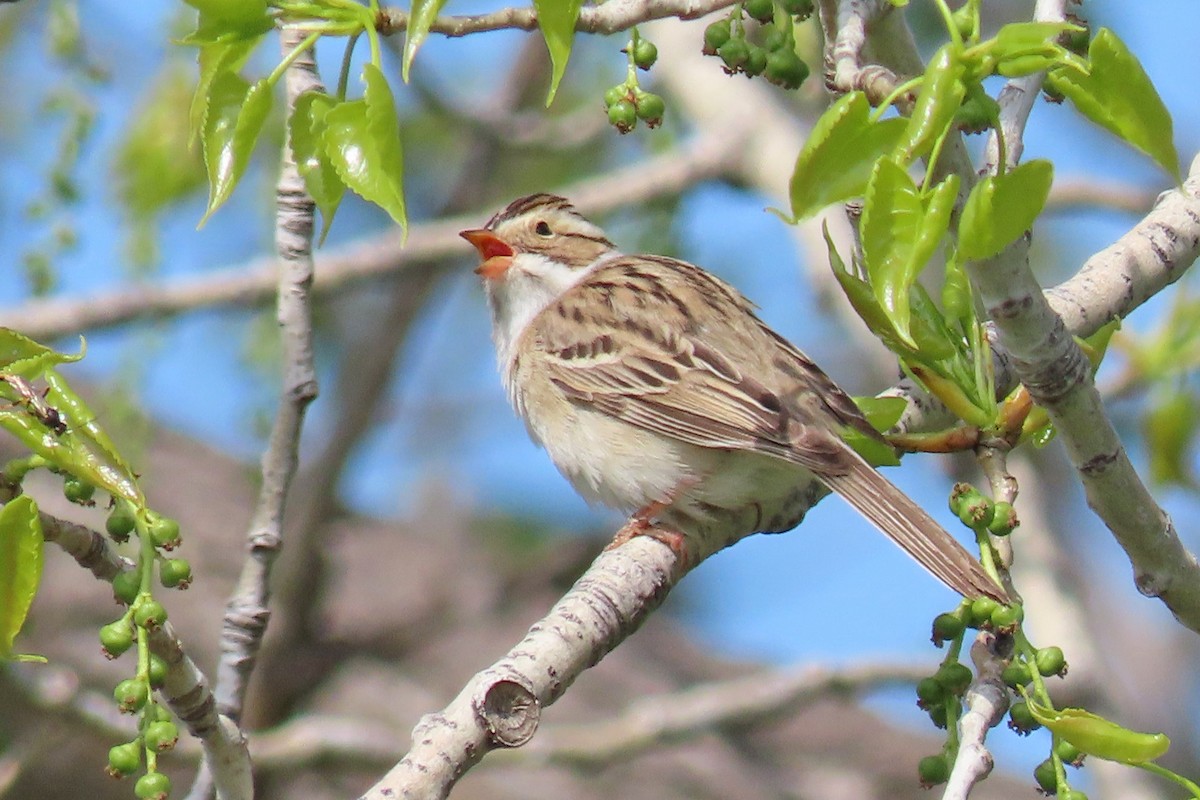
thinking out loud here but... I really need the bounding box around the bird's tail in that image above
[820,447,1009,602]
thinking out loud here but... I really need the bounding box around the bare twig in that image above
[185,26,324,800]
[510,661,929,767]
[244,661,928,772]
[822,0,908,105]
[942,634,1008,800]
[375,0,736,37]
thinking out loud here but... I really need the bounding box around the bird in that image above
[460,193,1006,602]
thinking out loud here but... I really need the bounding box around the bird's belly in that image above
[518,389,820,537]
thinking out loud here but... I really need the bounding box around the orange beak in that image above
[460,229,515,280]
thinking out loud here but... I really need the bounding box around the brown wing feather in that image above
[533,257,1006,601]
[535,256,874,471]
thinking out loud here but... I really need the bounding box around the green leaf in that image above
[200,75,273,225]
[906,284,959,363]
[991,21,1080,58]
[958,158,1053,261]
[41,372,142,503]
[898,44,966,163]
[941,250,973,329]
[0,329,82,376]
[0,496,44,660]
[853,395,908,434]
[178,0,273,45]
[1046,28,1180,182]
[860,159,923,346]
[861,165,958,347]
[321,63,407,231]
[841,426,901,467]
[188,39,258,145]
[1024,698,1170,765]
[117,63,207,220]
[402,0,449,82]
[1144,390,1198,487]
[823,224,912,356]
[533,0,584,106]
[788,92,907,221]
[291,91,347,244]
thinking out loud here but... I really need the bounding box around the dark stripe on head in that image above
[491,193,574,228]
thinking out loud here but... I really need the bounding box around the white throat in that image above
[485,250,619,371]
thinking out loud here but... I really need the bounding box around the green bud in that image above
[63,477,95,504]
[148,515,181,550]
[917,754,950,787]
[607,99,637,133]
[145,720,179,753]
[743,45,768,77]
[1008,700,1041,735]
[1055,738,1085,767]
[100,620,134,658]
[916,677,945,708]
[1035,646,1067,677]
[603,85,628,108]
[934,662,973,696]
[989,603,1024,631]
[779,0,813,18]
[633,38,658,70]
[134,600,168,631]
[1033,757,1058,793]
[106,503,136,542]
[634,92,666,127]
[106,741,141,777]
[744,0,774,24]
[134,771,172,800]
[148,654,169,688]
[1000,660,1032,689]
[718,38,750,72]
[159,558,192,589]
[931,612,965,644]
[703,19,732,54]
[114,678,149,713]
[987,501,1019,536]
[112,570,141,605]
[968,597,999,628]
[764,49,809,89]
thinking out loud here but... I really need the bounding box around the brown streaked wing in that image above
[529,257,861,474]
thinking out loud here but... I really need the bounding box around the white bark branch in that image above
[186,26,324,800]
[942,635,1008,800]
[966,0,1200,635]
[375,0,736,37]
[360,538,683,800]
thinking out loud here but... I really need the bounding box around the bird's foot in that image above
[606,505,689,567]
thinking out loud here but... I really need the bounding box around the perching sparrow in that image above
[461,194,1006,601]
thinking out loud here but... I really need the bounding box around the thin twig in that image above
[185,26,324,800]
[375,0,736,37]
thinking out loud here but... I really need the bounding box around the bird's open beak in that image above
[460,229,515,279]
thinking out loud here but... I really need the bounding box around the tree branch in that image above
[375,0,736,37]
[186,26,324,800]
[965,0,1200,634]
[0,130,743,342]
[360,537,683,799]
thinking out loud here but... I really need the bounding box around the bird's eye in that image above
[534,220,552,236]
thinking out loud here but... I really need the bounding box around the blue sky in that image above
[2,0,1198,782]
